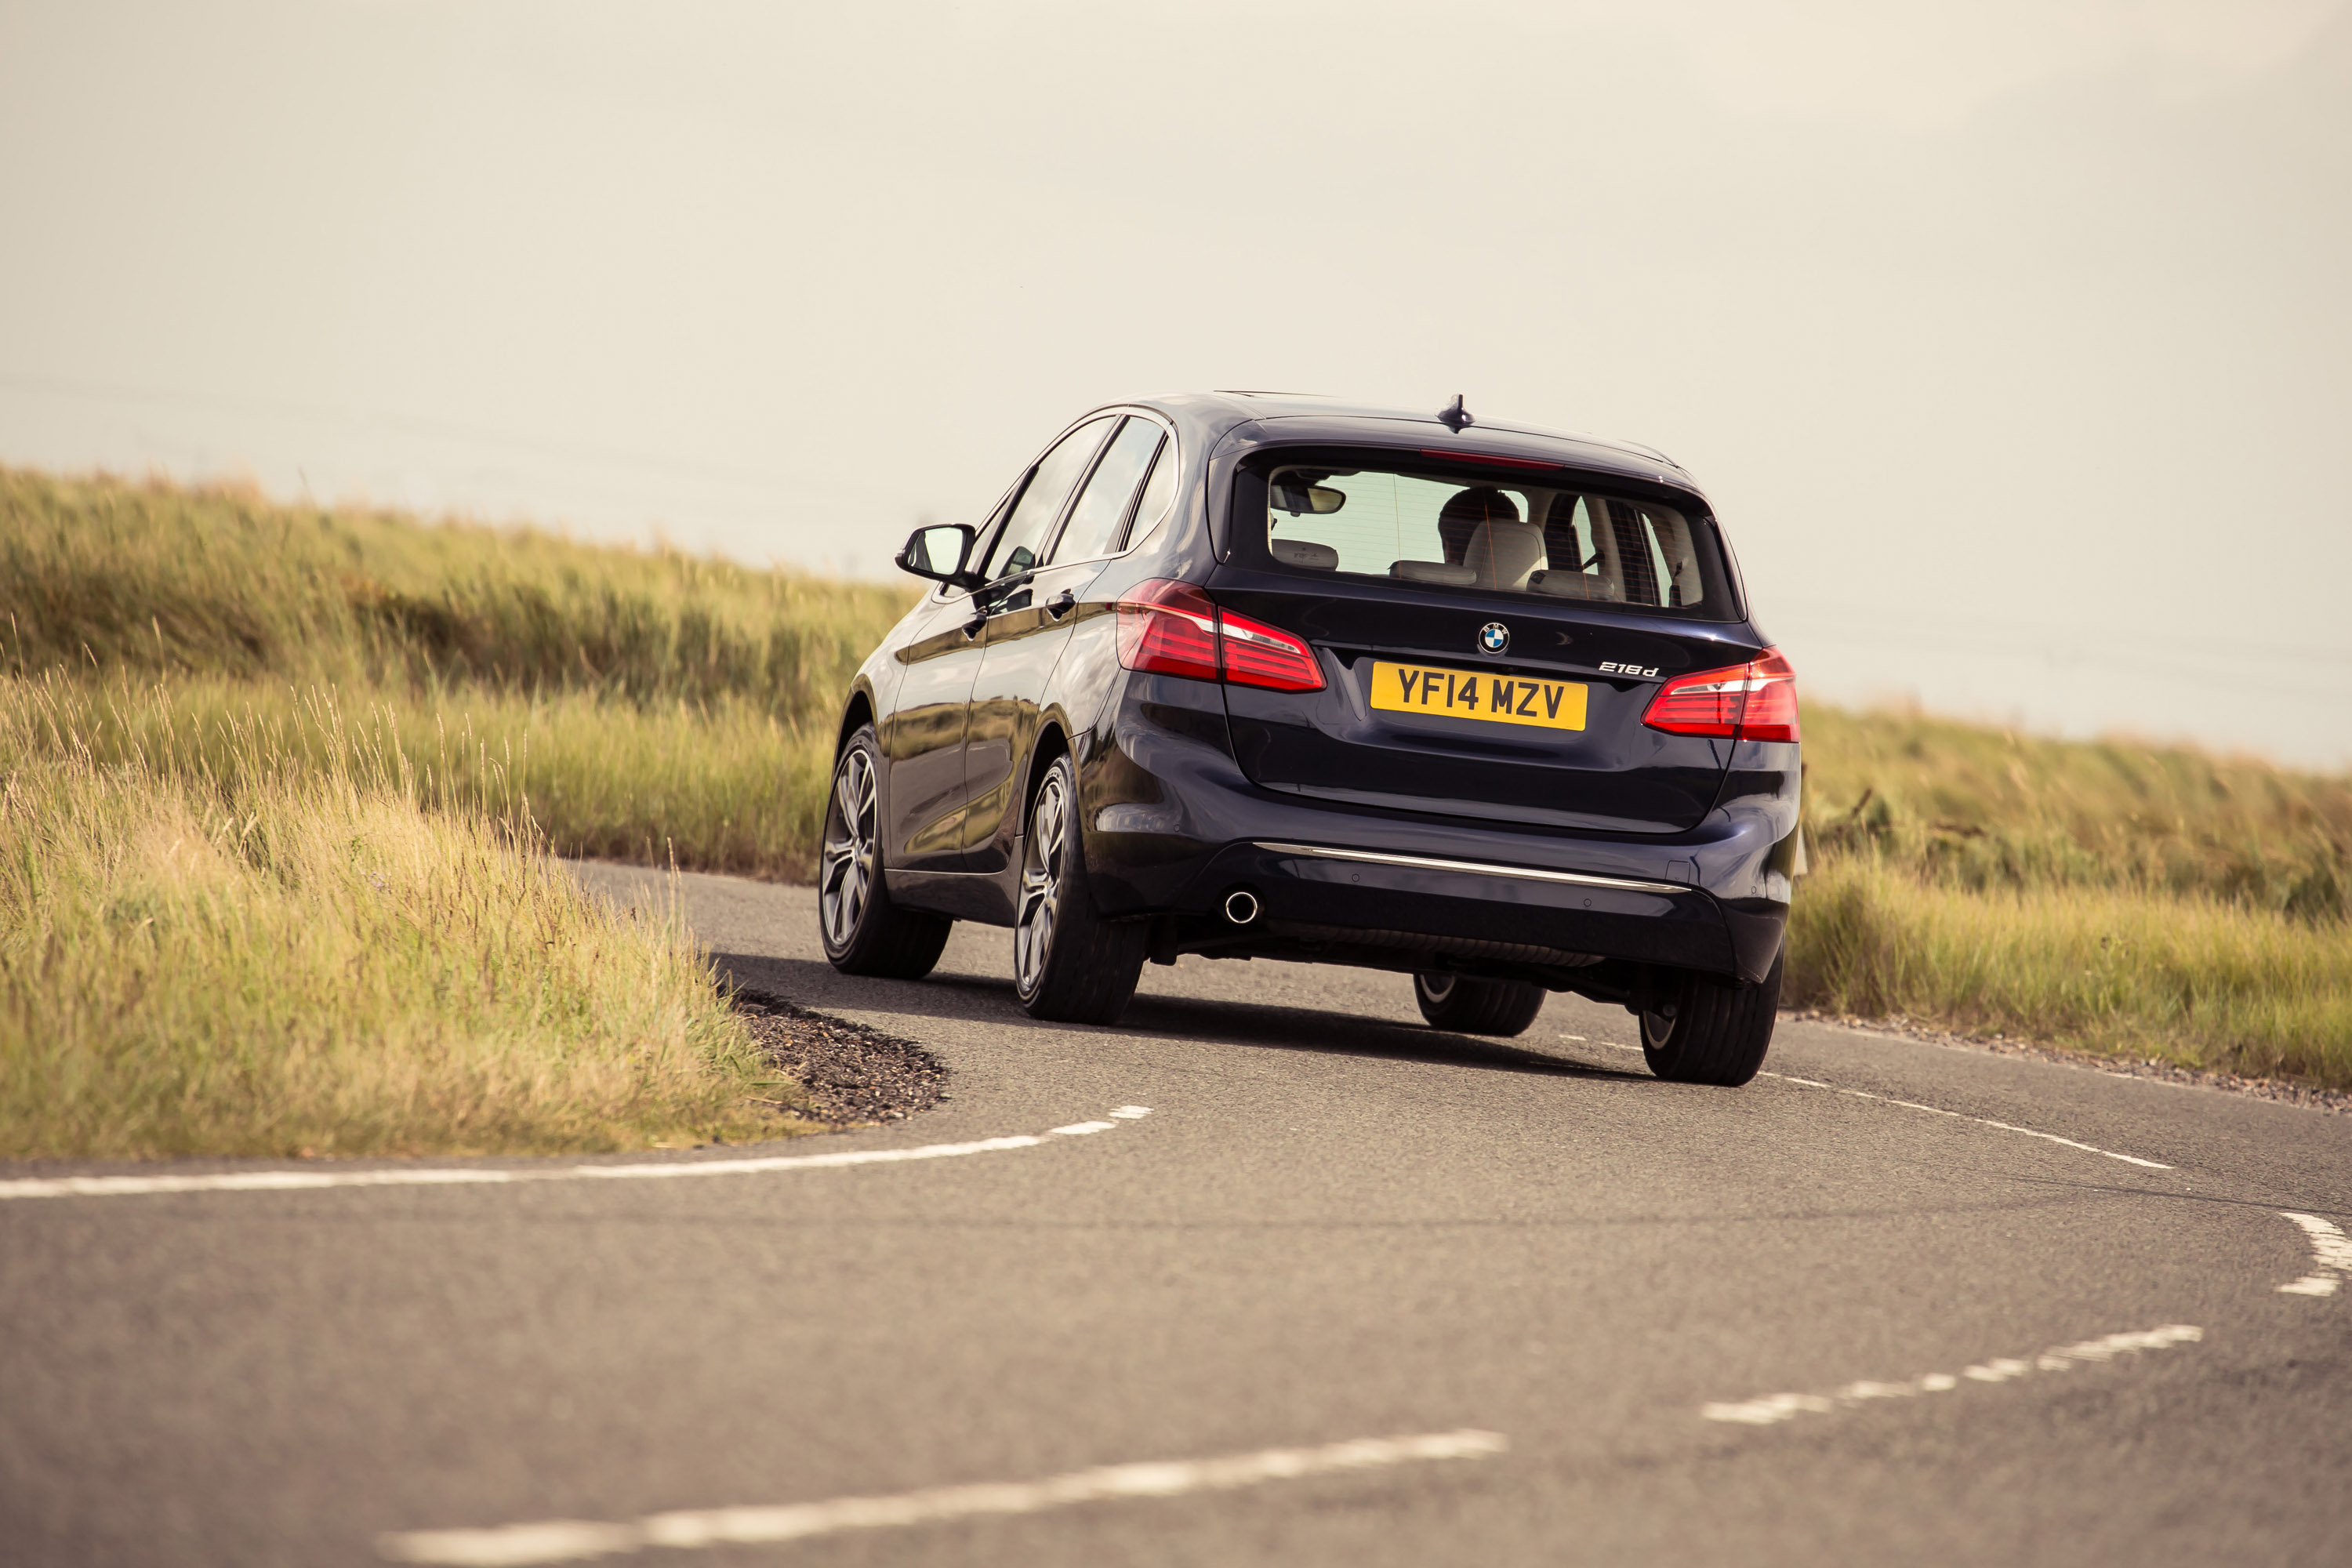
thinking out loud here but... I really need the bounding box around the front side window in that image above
[1258,458,1726,616]
[984,416,1116,581]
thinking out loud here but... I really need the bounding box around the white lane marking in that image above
[2278,1212,2351,1296]
[1703,1324,2203,1425]
[0,1109,1156,1203]
[1108,1105,1152,1120]
[376,1428,1508,1566]
[1562,1035,2171,1169]
[1050,1122,1116,1136]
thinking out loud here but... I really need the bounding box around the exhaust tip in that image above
[1223,888,1261,925]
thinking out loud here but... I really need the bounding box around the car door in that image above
[963,414,1167,873]
[956,416,1120,870]
[880,584,993,873]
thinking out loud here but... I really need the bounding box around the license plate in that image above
[1368,661,1587,731]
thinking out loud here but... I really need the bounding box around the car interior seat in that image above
[1461,519,1546,590]
[1436,487,1521,566]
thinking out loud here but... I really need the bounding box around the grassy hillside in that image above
[1799,705,2349,920]
[3,466,913,879]
[5,466,2347,1102]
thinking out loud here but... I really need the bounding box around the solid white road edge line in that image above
[0,1108,1155,1203]
[2278,1211,2351,1296]
[1563,1036,2171,1169]
[1701,1324,2205,1426]
[375,1428,1509,1566]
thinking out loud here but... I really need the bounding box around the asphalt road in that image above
[5,865,2350,1566]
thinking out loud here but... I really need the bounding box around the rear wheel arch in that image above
[1021,720,1073,830]
[836,687,877,760]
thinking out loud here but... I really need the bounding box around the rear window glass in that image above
[1256,458,1729,617]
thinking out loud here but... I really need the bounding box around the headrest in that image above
[1390,560,1478,586]
[1269,538,1340,571]
[1461,519,1545,590]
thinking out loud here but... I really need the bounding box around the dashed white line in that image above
[1562,1036,2170,1169]
[1702,1323,2203,1426]
[376,1428,1508,1565]
[2278,1211,2350,1296]
[0,1108,1155,1203]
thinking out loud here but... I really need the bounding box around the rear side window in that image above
[1125,437,1178,549]
[984,416,1115,580]
[1256,458,1729,617]
[1051,416,1165,564]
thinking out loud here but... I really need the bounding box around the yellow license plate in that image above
[1369,661,1587,731]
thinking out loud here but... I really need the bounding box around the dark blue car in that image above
[819,393,1801,1085]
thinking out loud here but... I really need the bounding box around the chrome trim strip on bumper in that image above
[1251,841,1687,898]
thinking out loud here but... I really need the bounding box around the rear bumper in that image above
[1079,677,1796,985]
[1163,838,1741,977]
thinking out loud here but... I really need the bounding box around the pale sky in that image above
[3,1,2347,765]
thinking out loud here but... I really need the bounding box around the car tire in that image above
[818,725,953,979]
[1014,752,1146,1024]
[1413,972,1547,1036]
[1639,947,1783,1086]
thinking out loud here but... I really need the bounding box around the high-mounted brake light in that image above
[1642,646,1800,743]
[1116,579,1325,693]
[1415,448,1562,470]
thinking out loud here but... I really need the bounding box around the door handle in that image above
[1044,590,1076,619]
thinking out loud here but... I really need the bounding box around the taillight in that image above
[1737,648,1799,742]
[1115,579,1325,693]
[1218,610,1323,691]
[1642,646,1800,743]
[1116,579,1219,682]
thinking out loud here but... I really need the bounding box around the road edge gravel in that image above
[1790,1009,2351,1116]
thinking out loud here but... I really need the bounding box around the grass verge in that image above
[1787,855,2352,1087]
[0,677,810,1159]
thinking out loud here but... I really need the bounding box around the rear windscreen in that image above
[1251,456,1735,619]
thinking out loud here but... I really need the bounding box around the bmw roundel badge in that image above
[1477,622,1510,656]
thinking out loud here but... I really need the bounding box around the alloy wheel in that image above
[1014,771,1069,996]
[818,747,879,951]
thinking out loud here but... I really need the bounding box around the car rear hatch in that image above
[1210,573,1754,833]
[1203,444,1762,835]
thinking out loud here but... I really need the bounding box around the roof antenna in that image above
[1437,394,1474,433]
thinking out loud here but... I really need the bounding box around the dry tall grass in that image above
[0,677,809,1158]
[1802,704,2350,920]
[1788,855,2352,1086]
[3,463,909,877]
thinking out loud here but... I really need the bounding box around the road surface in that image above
[4,864,2348,1565]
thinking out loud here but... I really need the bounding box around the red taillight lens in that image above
[1642,646,1800,743]
[1738,647,1800,742]
[1218,609,1324,691]
[1114,580,1325,693]
[1116,579,1219,681]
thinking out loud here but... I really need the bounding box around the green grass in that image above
[0,676,811,1159]
[5,464,2350,1100]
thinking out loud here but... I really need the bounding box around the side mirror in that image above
[896,524,980,588]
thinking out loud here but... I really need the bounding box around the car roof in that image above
[1124,390,1704,499]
